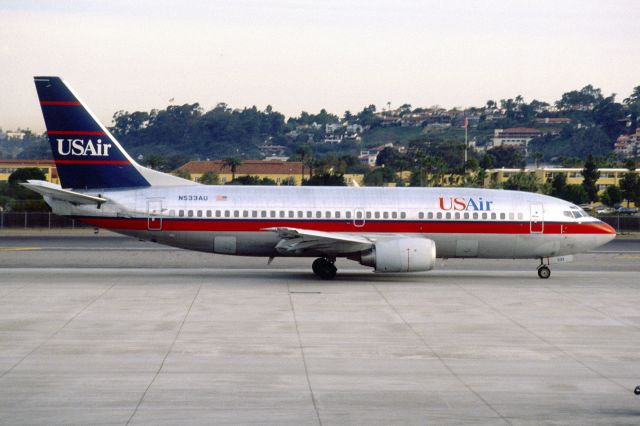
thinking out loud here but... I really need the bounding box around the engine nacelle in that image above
[358,238,436,273]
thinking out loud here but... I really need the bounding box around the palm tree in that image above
[223,157,242,182]
[533,152,544,169]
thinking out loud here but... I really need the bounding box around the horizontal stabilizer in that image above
[20,180,107,206]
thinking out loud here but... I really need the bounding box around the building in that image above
[0,160,59,184]
[486,167,639,193]
[535,117,571,125]
[174,160,306,185]
[490,127,542,153]
[614,129,640,159]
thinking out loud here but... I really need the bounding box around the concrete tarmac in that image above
[1,232,640,425]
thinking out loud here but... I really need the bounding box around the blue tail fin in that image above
[34,76,150,190]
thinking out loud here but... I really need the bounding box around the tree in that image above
[532,151,544,169]
[302,172,346,186]
[223,157,242,181]
[228,175,276,185]
[581,154,600,202]
[600,185,622,207]
[199,171,220,185]
[8,167,46,186]
[563,185,590,205]
[174,170,191,180]
[619,159,639,207]
[503,172,539,193]
[363,167,397,186]
[550,173,568,198]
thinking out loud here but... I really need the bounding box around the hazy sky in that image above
[2,0,640,132]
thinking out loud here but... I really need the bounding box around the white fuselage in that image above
[45,185,616,259]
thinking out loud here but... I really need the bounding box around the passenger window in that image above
[297,211,303,218]
[500,213,505,220]
[391,212,398,219]
[419,212,424,219]
[270,211,276,218]
[215,210,221,218]
[454,212,460,219]
[289,211,294,218]
[252,211,258,218]
[206,210,212,218]
[279,211,285,218]
[179,210,184,217]
[242,210,248,218]
[374,211,380,219]
[508,212,514,220]
[335,211,341,219]
[325,211,331,218]
[517,213,523,220]
[356,211,363,219]
[188,210,194,217]
[400,212,406,219]
[224,210,230,218]
[197,210,203,218]
[482,212,488,219]
[383,212,389,219]
[261,211,267,218]
[366,211,372,219]
[428,212,434,219]
[463,212,469,219]
[315,211,321,218]
[233,210,239,218]
[306,211,312,218]
[436,212,442,219]
[445,212,451,219]
[473,212,478,219]
[345,211,352,219]
[491,212,496,220]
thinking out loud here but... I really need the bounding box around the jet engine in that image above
[356,238,436,272]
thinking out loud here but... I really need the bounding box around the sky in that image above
[1,0,640,132]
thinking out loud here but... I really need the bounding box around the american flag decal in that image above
[216,195,227,201]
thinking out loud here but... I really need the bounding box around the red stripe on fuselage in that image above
[47,130,107,136]
[40,101,81,106]
[55,159,130,165]
[75,217,616,235]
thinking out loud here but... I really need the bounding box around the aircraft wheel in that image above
[634,386,640,395]
[537,265,551,279]
[312,258,337,280]
[312,258,324,276]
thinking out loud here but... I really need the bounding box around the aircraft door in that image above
[529,203,544,233]
[147,199,163,231]
[353,208,365,228]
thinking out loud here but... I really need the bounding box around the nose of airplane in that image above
[593,220,616,248]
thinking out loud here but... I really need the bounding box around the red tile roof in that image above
[502,127,541,134]
[175,160,304,175]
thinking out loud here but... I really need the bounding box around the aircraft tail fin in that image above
[34,76,193,190]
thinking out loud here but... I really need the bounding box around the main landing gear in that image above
[537,259,551,279]
[312,257,337,280]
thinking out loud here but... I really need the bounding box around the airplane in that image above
[23,76,616,280]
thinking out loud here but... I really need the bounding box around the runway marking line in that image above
[0,247,41,251]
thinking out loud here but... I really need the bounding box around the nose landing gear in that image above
[312,257,337,280]
[537,259,551,279]
[634,386,640,395]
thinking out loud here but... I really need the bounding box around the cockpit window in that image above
[563,211,573,219]
[569,205,588,218]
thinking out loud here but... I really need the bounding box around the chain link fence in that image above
[0,212,89,229]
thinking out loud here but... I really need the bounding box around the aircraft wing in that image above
[262,227,373,255]
[20,180,107,206]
